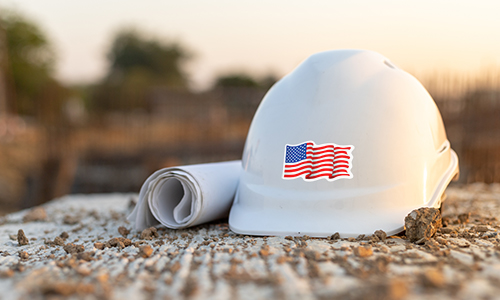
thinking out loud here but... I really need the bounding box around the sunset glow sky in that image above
[2,0,500,90]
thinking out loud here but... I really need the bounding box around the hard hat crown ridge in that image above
[229,49,459,238]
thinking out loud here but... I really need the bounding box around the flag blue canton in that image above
[285,143,308,163]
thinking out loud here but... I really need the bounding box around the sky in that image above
[1,0,500,91]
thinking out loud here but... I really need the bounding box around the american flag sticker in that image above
[282,141,354,181]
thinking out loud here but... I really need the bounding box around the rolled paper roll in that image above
[128,161,241,231]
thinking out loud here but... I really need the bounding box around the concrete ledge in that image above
[1,184,500,299]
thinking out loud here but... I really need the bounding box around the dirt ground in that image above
[0,183,500,299]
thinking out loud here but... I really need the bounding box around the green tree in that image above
[0,10,56,115]
[214,73,278,90]
[91,28,192,112]
[215,74,259,88]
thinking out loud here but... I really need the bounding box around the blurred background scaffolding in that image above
[0,2,499,214]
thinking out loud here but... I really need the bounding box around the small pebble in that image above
[139,245,154,258]
[23,207,48,222]
[19,251,29,260]
[94,242,105,250]
[118,226,130,237]
[421,269,445,288]
[354,246,373,257]
[17,229,29,246]
[140,227,159,240]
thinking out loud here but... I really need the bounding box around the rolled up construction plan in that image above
[128,160,241,231]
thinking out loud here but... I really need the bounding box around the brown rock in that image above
[63,215,80,225]
[17,229,29,246]
[276,255,291,264]
[421,269,445,288]
[374,230,387,242]
[19,251,29,259]
[76,265,91,276]
[106,237,132,248]
[118,226,130,237]
[354,246,373,257]
[140,227,159,240]
[53,236,65,246]
[330,232,341,240]
[439,227,455,234]
[139,245,154,258]
[41,282,95,296]
[94,242,105,250]
[458,213,470,224]
[424,239,441,251]
[63,243,85,254]
[386,279,408,300]
[170,261,181,273]
[95,273,109,283]
[304,250,321,260]
[475,225,489,232]
[259,249,270,257]
[59,231,69,239]
[23,207,48,222]
[76,251,94,261]
[404,207,442,244]
[0,269,14,278]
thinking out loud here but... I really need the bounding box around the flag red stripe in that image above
[333,164,349,169]
[334,155,351,160]
[284,163,334,173]
[333,160,349,164]
[308,145,334,151]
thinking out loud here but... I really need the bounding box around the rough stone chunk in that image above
[17,229,29,246]
[475,225,489,232]
[373,230,387,242]
[53,236,65,246]
[118,226,130,238]
[140,227,159,240]
[94,242,105,250]
[76,251,94,262]
[23,207,48,222]
[421,269,445,288]
[458,213,470,224]
[354,246,373,257]
[63,243,85,254]
[63,215,80,225]
[405,207,442,244]
[19,251,29,259]
[106,237,132,249]
[138,245,154,258]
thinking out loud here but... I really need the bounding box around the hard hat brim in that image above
[229,150,459,238]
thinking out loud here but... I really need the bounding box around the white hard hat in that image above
[229,49,459,238]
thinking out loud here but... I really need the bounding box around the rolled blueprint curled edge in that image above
[128,160,241,231]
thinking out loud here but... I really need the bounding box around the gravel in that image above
[0,184,499,299]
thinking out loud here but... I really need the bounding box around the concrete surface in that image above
[1,183,500,299]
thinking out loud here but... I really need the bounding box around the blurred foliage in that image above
[215,73,278,90]
[0,10,62,117]
[216,74,259,88]
[90,28,192,112]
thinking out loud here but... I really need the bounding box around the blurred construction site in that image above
[1,10,500,215]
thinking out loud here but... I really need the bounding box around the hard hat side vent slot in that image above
[437,141,450,154]
[383,60,396,69]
